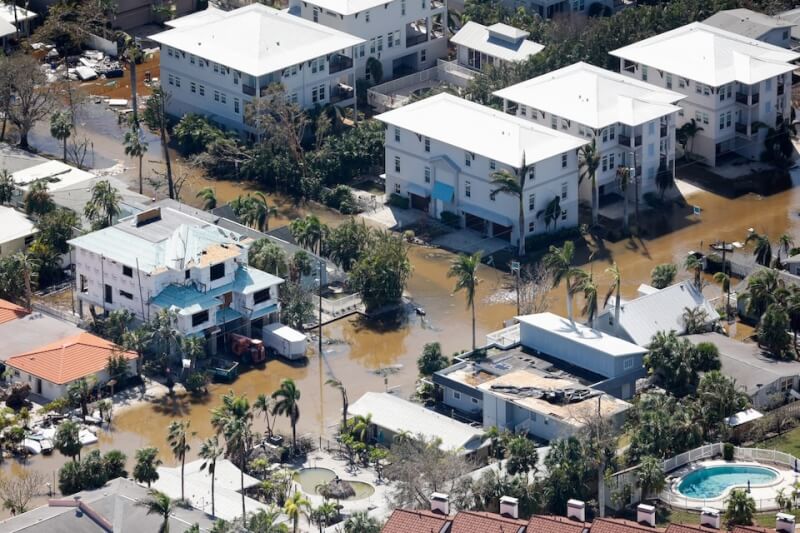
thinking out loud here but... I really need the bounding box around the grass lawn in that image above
[756,427,800,457]
[657,507,800,528]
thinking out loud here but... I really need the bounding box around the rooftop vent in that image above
[500,496,519,519]
[777,513,796,533]
[567,499,585,522]
[430,492,449,516]
[135,207,162,227]
[700,507,720,529]
[637,504,656,527]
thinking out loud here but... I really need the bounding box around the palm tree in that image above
[284,491,310,533]
[248,508,289,532]
[616,165,631,232]
[746,232,773,267]
[13,252,36,310]
[290,215,327,255]
[778,233,794,264]
[725,489,756,526]
[448,251,482,350]
[682,306,710,334]
[351,413,373,443]
[637,455,666,499]
[543,241,587,323]
[678,119,704,160]
[490,152,533,256]
[180,336,206,370]
[272,379,301,453]
[579,139,602,226]
[167,420,195,502]
[744,268,783,319]
[137,490,174,533]
[254,393,276,439]
[714,271,731,317]
[581,275,599,328]
[67,377,95,421]
[84,180,122,230]
[311,500,338,532]
[684,254,703,290]
[196,187,217,211]
[122,328,152,375]
[787,287,800,355]
[124,123,149,194]
[537,195,561,231]
[0,169,13,205]
[211,392,253,523]
[133,447,162,487]
[24,181,54,217]
[120,34,142,125]
[49,111,73,162]
[697,371,749,432]
[199,436,223,518]
[325,378,348,433]
[54,420,82,461]
[604,262,622,335]
[343,511,381,533]
[650,263,677,289]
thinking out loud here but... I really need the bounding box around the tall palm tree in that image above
[714,271,731,318]
[124,123,149,195]
[284,490,310,533]
[133,447,162,487]
[196,187,217,211]
[13,252,36,310]
[271,379,301,453]
[248,507,289,532]
[684,254,703,290]
[137,490,174,533]
[180,336,206,370]
[121,34,142,125]
[210,391,253,522]
[604,263,622,335]
[254,393,276,439]
[581,275,599,328]
[167,420,195,502]
[84,180,122,229]
[616,165,631,232]
[290,215,327,255]
[325,378,348,433]
[490,152,533,256]
[49,111,73,162]
[542,241,587,323]
[746,232,773,267]
[312,501,338,532]
[448,251,483,350]
[579,139,601,226]
[199,435,223,518]
[744,268,782,319]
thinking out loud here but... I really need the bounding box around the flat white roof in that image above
[494,62,685,129]
[516,312,647,357]
[264,323,306,342]
[298,0,391,16]
[451,21,544,63]
[0,206,36,244]
[11,160,96,192]
[376,93,587,167]
[724,408,763,427]
[611,22,799,86]
[151,4,365,77]
[164,4,226,28]
[0,3,36,25]
[349,392,485,452]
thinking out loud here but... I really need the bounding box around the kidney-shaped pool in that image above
[677,465,779,499]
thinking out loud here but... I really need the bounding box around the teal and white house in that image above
[69,205,283,353]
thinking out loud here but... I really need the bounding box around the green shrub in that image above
[723,442,735,461]
[323,185,359,214]
[388,193,409,209]
[184,371,209,396]
[524,227,582,254]
[440,211,460,228]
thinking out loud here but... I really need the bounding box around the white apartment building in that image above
[377,93,587,246]
[287,0,447,81]
[151,4,364,133]
[494,62,684,203]
[611,22,799,167]
[68,206,284,353]
[450,22,543,72]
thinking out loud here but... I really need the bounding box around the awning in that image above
[407,183,429,198]
[461,203,513,227]
[216,307,242,325]
[432,181,455,203]
[249,303,279,321]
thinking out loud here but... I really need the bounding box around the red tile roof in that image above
[590,518,665,533]
[0,298,28,325]
[667,524,724,533]
[528,515,589,533]
[450,511,528,533]
[6,332,137,384]
[382,509,452,533]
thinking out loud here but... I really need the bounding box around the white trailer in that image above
[263,323,308,360]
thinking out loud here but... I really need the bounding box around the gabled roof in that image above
[376,93,587,167]
[383,509,452,533]
[777,7,800,40]
[0,206,36,245]
[6,332,136,385]
[0,299,28,325]
[295,0,391,16]
[527,515,588,533]
[494,62,684,129]
[451,21,544,63]
[704,9,793,40]
[610,22,799,86]
[590,518,665,533]
[151,4,364,77]
[450,511,528,533]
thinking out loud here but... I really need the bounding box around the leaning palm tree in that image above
[581,275,599,328]
[84,180,122,230]
[490,152,533,256]
[210,391,253,522]
[199,435,223,518]
[746,231,773,267]
[253,393,276,439]
[284,490,310,533]
[124,123,149,194]
[714,271,732,318]
[167,420,195,502]
[196,187,217,211]
[604,262,622,334]
[271,379,301,453]
[137,490,174,533]
[542,241,587,323]
[49,111,73,162]
[325,378,348,433]
[448,251,483,350]
[579,139,602,226]
[684,254,703,290]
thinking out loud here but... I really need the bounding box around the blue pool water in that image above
[677,465,779,499]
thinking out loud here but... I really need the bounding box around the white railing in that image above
[486,323,520,349]
[367,59,480,111]
[315,293,363,318]
[661,443,722,473]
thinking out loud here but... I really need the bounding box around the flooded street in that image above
[13,101,800,510]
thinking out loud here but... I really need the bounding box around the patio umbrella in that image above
[316,478,355,501]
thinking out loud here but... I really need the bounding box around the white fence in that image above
[661,443,723,473]
[315,293,363,318]
[486,323,520,349]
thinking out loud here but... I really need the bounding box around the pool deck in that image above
[662,459,799,511]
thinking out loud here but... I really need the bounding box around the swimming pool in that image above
[677,465,779,499]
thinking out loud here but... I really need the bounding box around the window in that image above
[471,397,479,404]
[764,100,772,114]
[703,85,710,96]
[528,221,535,232]
[394,156,401,172]
[679,78,686,88]
[312,84,326,103]
[210,263,225,281]
[234,98,240,114]
[528,193,535,211]
[561,183,567,200]
[648,121,655,135]
[220,93,227,104]
[213,63,219,73]
[377,36,383,51]
[420,49,426,62]
[465,181,471,197]
[168,74,174,86]
[387,32,394,48]
[424,137,430,152]
[695,111,702,122]
[453,390,461,400]
[185,269,191,280]
[394,183,401,194]
[359,44,365,58]
[641,65,648,81]
[602,128,608,142]
[424,167,431,183]
[190,55,195,65]
[192,310,209,327]
[119,290,133,300]
[623,358,635,370]
[490,159,496,170]
[702,112,709,124]
[528,166,535,180]
[394,128,400,142]
[766,78,772,90]
[464,152,471,167]
[647,143,655,157]
[401,0,406,14]
[602,155,608,172]
[666,73,672,89]
[719,113,725,130]
[726,111,731,128]
[394,31,400,47]
[609,125,615,140]
[214,90,220,102]
[199,85,205,96]
[122,265,133,277]
[190,82,196,93]
[175,76,181,87]
[313,7,319,21]
[561,209,567,221]
[551,116,557,129]
[783,30,789,39]
[254,288,271,304]
[609,153,615,169]
[104,284,113,304]
[167,47,173,57]
[695,83,702,94]
[365,10,370,21]
[520,105,527,117]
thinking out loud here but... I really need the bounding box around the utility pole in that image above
[318,259,324,357]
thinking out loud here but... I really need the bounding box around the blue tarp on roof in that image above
[432,181,454,203]
[150,284,220,314]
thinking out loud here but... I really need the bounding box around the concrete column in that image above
[209,333,218,356]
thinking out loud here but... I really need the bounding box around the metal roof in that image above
[293,0,391,16]
[0,206,37,245]
[451,21,544,63]
[704,9,793,40]
[517,312,647,357]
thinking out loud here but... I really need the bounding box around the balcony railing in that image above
[735,122,748,135]
[736,92,760,105]
[778,83,785,95]
[406,33,428,47]
[660,124,667,138]
[329,55,353,75]
[243,84,256,96]
[618,134,642,147]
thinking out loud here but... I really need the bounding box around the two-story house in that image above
[611,22,799,167]
[288,0,447,81]
[450,22,543,72]
[68,206,284,354]
[704,8,794,48]
[494,62,684,205]
[151,4,364,133]
[501,0,613,20]
[377,93,587,247]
